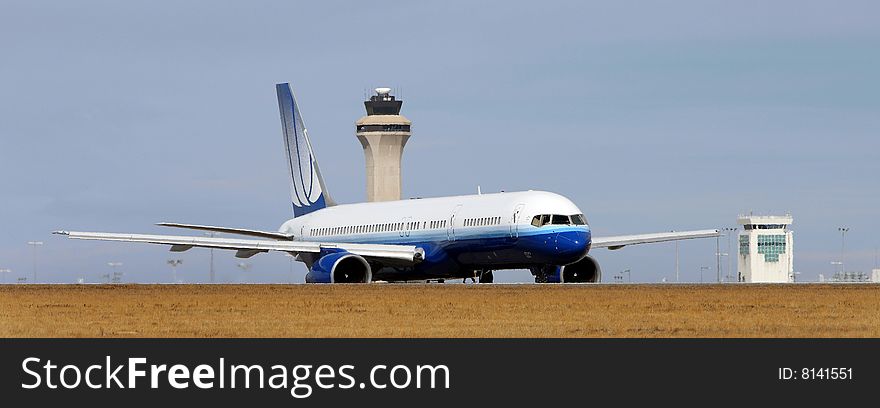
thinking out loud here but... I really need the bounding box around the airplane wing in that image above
[52,231,424,263]
[591,229,720,250]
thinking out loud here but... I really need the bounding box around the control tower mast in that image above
[356,87,412,202]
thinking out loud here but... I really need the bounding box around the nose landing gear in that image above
[462,270,494,283]
[478,270,494,283]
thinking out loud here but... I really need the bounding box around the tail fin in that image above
[276,83,335,217]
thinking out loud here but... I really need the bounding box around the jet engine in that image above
[306,251,372,283]
[532,255,602,283]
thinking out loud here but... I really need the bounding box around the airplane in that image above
[54,83,719,284]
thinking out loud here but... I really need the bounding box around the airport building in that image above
[737,214,794,283]
[824,271,875,283]
[356,88,412,202]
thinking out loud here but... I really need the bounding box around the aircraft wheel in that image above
[479,270,494,283]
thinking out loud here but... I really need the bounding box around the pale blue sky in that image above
[1,1,878,283]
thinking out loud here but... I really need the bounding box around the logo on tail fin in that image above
[276,83,334,217]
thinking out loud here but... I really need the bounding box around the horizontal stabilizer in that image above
[156,222,293,240]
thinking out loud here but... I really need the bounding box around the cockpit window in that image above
[551,214,570,225]
[531,214,553,227]
[531,215,542,227]
[532,213,587,227]
[571,214,587,225]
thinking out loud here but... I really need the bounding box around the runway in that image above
[2,283,879,337]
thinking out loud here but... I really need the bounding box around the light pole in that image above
[874,246,878,269]
[672,230,679,283]
[717,251,729,282]
[838,227,849,274]
[107,262,123,284]
[27,241,43,283]
[167,259,183,283]
[722,227,737,282]
[716,234,721,283]
[700,266,710,283]
[205,232,215,283]
[0,268,10,284]
[830,261,842,277]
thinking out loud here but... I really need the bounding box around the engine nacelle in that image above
[533,255,602,283]
[306,251,372,283]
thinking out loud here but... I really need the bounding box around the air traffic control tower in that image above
[737,214,794,283]
[356,88,412,202]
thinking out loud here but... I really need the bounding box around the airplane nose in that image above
[555,230,590,260]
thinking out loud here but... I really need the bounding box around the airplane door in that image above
[447,205,462,241]
[509,204,525,239]
[399,216,412,238]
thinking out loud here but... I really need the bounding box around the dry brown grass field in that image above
[1,284,879,338]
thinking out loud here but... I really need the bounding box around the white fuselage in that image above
[279,191,592,280]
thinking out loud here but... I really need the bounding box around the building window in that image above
[739,235,749,255]
[756,234,786,262]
